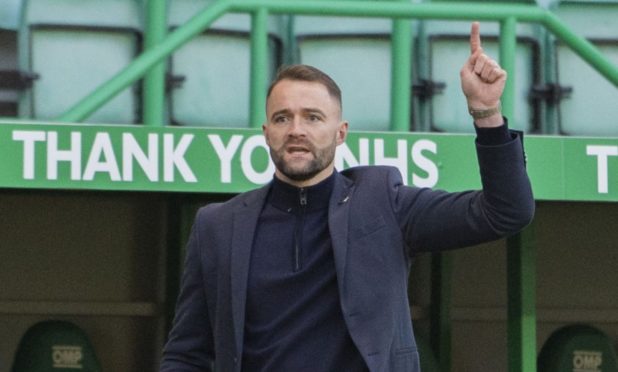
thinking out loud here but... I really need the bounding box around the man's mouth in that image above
[286,145,311,154]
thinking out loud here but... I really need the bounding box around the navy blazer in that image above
[160,134,534,372]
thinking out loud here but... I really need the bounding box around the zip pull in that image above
[294,188,307,272]
[294,242,300,272]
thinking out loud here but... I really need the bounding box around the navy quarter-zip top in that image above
[242,171,368,372]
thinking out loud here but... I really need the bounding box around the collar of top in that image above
[269,171,336,213]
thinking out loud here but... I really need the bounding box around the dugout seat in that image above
[0,0,25,117]
[538,324,618,372]
[168,0,283,127]
[17,0,142,124]
[0,29,22,117]
[550,0,618,136]
[12,320,102,372]
[293,9,401,132]
[417,0,541,133]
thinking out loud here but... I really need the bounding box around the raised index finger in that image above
[470,21,481,54]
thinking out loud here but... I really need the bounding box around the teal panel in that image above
[299,37,392,131]
[168,0,283,128]
[25,0,141,29]
[294,15,395,132]
[293,14,392,35]
[0,0,22,30]
[18,0,142,123]
[170,32,280,127]
[171,34,251,127]
[170,0,243,30]
[551,0,618,136]
[557,44,618,136]
[550,0,617,40]
[29,29,138,124]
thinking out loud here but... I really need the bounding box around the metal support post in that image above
[390,4,412,132]
[507,224,537,372]
[250,7,269,129]
[144,0,168,126]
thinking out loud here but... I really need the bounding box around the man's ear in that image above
[336,121,349,145]
[262,123,270,146]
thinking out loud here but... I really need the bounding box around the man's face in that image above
[263,79,348,187]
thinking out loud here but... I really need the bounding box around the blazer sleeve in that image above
[392,131,534,254]
[160,209,215,372]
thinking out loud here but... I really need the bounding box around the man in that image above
[160,22,534,372]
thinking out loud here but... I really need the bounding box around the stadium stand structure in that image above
[418,0,542,133]
[168,0,283,127]
[293,11,396,131]
[17,0,142,124]
[0,0,24,117]
[0,31,21,117]
[549,0,618,136]
[0,0,617,370]
[0,0,21,31]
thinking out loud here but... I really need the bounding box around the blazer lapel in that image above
[328,172,355,290]
[230,185,270,358]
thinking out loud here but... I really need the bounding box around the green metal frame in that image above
[43,2,618,372]
[143,0,167,127]
[508,224,538,372]
[57,0,618,128]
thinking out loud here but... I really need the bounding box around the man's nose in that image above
[288,117,306,136]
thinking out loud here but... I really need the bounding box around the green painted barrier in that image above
[1,121,617,201]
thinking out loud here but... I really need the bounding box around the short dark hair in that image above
[266,64,342,109]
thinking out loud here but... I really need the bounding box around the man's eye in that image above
[273,116,288,124]
[308,115,321,122]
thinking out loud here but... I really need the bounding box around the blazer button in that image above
[234,357,238,364]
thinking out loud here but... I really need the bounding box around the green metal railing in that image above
[57,0,618,129]
[143,0,167,126]
[52,3,618,372]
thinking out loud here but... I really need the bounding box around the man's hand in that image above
[460,22,506,127]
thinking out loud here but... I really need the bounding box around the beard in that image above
[270,137,337,182]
